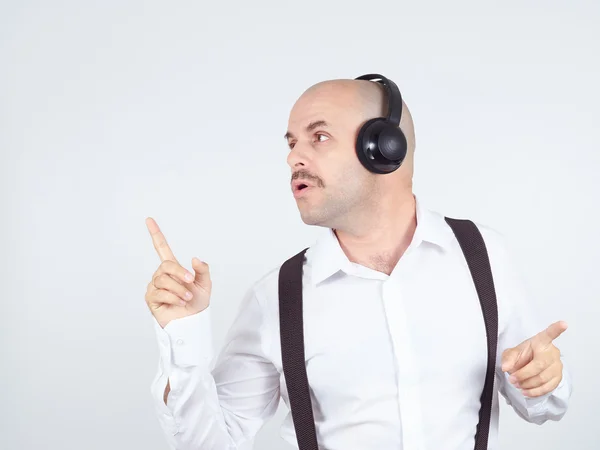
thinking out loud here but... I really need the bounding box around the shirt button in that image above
[176,339,184,345]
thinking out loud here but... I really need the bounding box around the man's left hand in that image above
[501,321,568,398]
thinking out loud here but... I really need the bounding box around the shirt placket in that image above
[382,275,425,450]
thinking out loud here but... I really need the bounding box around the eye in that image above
[315,133,329,143]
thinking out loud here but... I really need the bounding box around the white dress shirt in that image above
[150,200,572,450]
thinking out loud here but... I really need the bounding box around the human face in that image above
[285,86,377,228]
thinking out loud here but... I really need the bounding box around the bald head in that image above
[296,78,416,159]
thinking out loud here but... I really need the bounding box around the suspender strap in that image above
[279,247,317,450]
[445,217,498,450]
[279,218,498,450]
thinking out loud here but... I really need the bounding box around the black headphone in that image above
[354,74,408,174]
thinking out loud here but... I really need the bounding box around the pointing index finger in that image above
[546,320,568,340]
[146,217,177,262]
[539,320,568,344]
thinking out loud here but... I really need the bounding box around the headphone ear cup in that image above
[379,125,407,162]
[356,118,408,174]
[355,118,381,173]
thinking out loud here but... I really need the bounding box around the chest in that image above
[270,256,494,407]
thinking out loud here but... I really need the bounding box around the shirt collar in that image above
[307,196,455,286]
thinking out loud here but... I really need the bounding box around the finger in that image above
[509,356,550,384]
[539,321,568,344]
[146,217,178,263]
[521,376,560,398]
[159,260,195,284]
[192,257,211,284]
[516,364,560,390]
[501,348,519,373]
[151,288,189,308]
[501,343,531,373]
[152,273,194,303]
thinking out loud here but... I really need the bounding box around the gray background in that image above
[1,1,598,449]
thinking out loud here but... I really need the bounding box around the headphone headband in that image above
[354,73,402,125]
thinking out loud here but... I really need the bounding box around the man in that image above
[144,74,572,449]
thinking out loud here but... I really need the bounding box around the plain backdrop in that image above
[1,1,599,449]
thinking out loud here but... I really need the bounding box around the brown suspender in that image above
[278,218,498,449]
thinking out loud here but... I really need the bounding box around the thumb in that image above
[191,257,212,287]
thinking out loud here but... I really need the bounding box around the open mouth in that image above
[293,181,314,197]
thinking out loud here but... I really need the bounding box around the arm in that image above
[150,286,281,449]
[486,227,573,424]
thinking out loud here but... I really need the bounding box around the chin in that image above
[298,212,319,226]
[298,208,331,228]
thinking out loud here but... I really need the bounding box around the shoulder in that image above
[440,213,516,284]
[244,247,309,305]
[249,265,281,297]
[443,213,510,259]
[473,221,509,253]
[472,221,515,272]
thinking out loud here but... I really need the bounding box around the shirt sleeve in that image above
[150,286,282,449]
[483,226,573,425]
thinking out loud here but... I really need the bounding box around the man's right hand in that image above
[145,217,212,328]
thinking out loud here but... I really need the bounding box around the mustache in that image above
[291,170,324,188]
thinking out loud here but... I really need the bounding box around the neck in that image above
[333,192,417,275]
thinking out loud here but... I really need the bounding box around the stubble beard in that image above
[298,176,378,230]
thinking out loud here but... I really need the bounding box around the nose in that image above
[286,141,311,170]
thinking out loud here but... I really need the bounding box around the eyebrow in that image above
[284,120,329,140]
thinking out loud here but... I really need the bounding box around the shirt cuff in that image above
[154,307,214,369]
